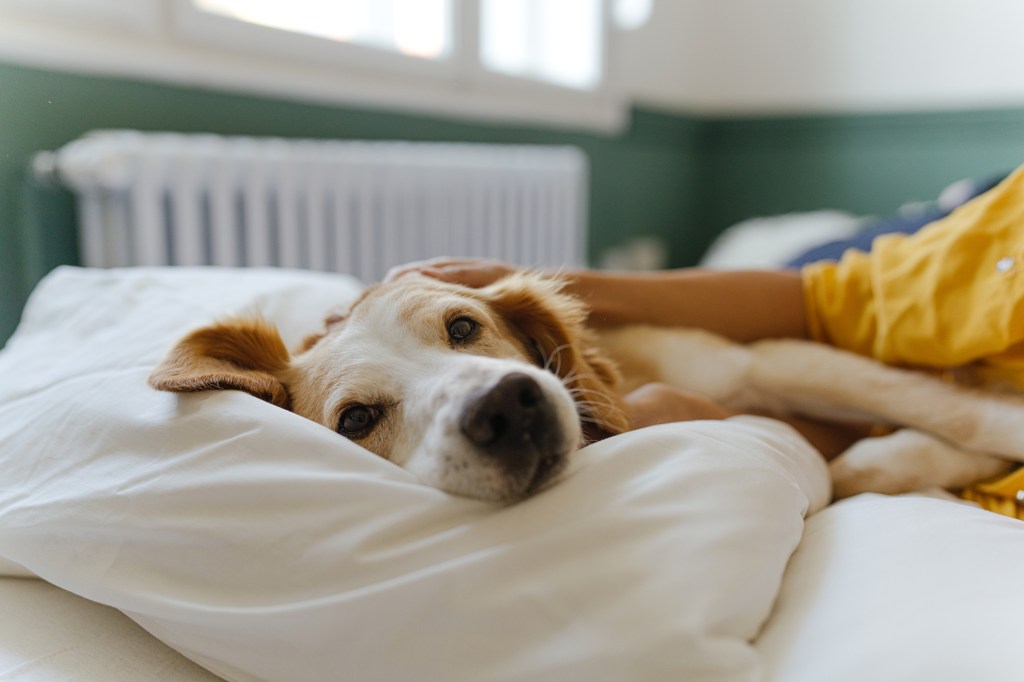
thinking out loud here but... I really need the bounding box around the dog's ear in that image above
[484,273,630,438]
[149,317,292,409]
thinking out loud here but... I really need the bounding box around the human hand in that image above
[623,383,735,430]
[384,257,518,287]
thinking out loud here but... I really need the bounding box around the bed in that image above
[3,223,1024,681]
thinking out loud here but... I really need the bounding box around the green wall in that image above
[4,61,1024,347]
[701,111,1024,234]
[0,62,704,345]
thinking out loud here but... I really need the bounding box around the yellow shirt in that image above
[801,164,1024,515]
[802,164,1024,391]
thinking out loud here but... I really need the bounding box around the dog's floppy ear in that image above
[149,317,292,409]
[483,272,630,438]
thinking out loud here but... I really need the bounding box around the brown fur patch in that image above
[483,273,630,437]
[148,317,292,408]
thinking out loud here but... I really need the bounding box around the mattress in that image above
[0,577,220,681]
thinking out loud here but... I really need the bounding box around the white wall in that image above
[617,0,1024,115]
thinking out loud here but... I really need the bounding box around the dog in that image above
[150,273,630,501]
[150,271,1024,502]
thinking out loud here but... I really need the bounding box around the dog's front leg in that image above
[747,338,1024,461]
[598,326,772,409]
[830,429,1013,498]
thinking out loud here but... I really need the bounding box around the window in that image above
[188,0,609,90]
[480,0,603,90]
[193,0,451,60]
[614,0,652,31]
[0,0,652,131]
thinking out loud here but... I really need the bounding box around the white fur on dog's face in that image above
[285,278,583,501]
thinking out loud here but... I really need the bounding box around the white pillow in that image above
[0,266,830,682]
[757,492,1024,681]
[699,211,862,269]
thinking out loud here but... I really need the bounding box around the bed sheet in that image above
[7,490,1024,682]
[758,491,1024,681]
[0,577,221,681]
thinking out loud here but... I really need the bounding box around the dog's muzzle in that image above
[459,372,565,484]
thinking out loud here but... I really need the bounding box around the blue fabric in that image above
[785,172,1009,268]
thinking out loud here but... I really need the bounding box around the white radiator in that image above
[37,130,588,282]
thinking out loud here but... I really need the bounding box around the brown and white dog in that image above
[151,272,1024,502]
[151,273,629,501]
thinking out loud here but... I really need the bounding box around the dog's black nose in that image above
[460,373,555,458]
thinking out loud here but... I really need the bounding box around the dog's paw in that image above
[830,429,1014,499]
[829,451,899,499]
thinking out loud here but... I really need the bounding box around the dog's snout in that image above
[513,374,542,408]
[460,372,551,455]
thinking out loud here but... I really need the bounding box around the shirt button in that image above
[996,256,1016,273]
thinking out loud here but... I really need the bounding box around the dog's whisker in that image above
[574,397,629,421]
[567,382,617,405]
[542,342,572,375]
[561,371,583,390]
[565,374,610,401]
[563,374,622,410]
[578,405,628,423]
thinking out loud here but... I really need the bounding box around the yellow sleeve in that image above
[802,164,1024,369]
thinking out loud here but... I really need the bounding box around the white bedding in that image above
[2,267,1023,682]
[0,577,221,681]
[759,492,1024,681]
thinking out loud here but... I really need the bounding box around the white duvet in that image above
[2,267,1024,682]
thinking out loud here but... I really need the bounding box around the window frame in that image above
[0,0,626,132]
[0,0,162,32]
[169,0,459,83]
[171,0,618,106]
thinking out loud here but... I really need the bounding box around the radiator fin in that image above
[48,131,588,282]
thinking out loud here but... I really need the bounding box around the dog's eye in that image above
[447,317,478,344]
[337,405,379,437]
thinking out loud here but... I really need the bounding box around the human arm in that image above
[558,268,808,341]
[387,258,809,343]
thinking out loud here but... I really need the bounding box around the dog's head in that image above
[149,272,629,501]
